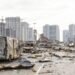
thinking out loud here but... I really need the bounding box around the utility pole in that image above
[33,23,37,43]
[33,23,36,52]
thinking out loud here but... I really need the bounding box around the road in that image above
[0,52,75,75]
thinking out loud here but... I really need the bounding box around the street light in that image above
[33,23,37,52]
[33,23,36,43]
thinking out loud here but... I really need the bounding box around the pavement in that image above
[0,51,75,75]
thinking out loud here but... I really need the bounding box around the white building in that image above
[43,25,60,41]
[21,22,37,42]
[5,17,21,40]
[28,28,34,41]
[21,22,29,41]
[69,24,75,42]
[43,24,50,39]
[49,25,59,41]
[6,28,16,37]
[63,30,69,43]
[0,22,5,36]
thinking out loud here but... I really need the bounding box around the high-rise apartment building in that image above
[63,30,69,43]
[49,25,59,41]
[0,22,5,36]
[43,25,60,41]
[69,24,75,42]
[21,22,29,41]
[43,24,50,39]
[5,17,21,40]
[21,22,37,42]
[63,24,75,43]
[28,28,34,41]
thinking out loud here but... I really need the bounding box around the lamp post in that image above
[33,23,36,43]
[33,23,37,52]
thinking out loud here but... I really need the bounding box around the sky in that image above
[0,0,75,40]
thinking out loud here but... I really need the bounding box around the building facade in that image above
[43,24,50,39]
[6,28,16,37]
[69,24,75,42]
[63,24,75,43]
[63,30,69,43]
[0,22,5,36]
[28,28,34,42]
[5,17,21,40]
[21,22,37,42]
[21,22,29,41]
[49,25,59,41]
[43,24,60,41]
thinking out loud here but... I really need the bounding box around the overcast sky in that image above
[0,0,75,40]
